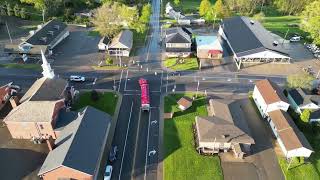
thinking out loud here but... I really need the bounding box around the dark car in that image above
[109,146,118,163]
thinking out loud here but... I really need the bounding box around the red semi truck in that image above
[139,78,150,112]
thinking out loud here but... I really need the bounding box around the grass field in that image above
[261,16,309,41]
[163,0,216,14]
[164,93,223,180]
[72,91,118,115]
[0,63,41,70]
[164,57,199,71]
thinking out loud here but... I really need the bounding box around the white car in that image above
[69,75,85,82]
[290,36,301,42]
[104,165,112,180]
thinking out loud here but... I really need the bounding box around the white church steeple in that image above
[41,50,55,79]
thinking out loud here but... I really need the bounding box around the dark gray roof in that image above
[289,88,320,106]
[20,77,67,103]
[165,27,191,43]
[25,19,67,46]
[54,109,78,131]
[38,106,112,176]
[310,110,320,120]
[221,16,289,57]
[195,99,254,144]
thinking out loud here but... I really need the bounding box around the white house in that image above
[98,36,110,51]
[287,88,320,114]
[107,30,133,57]
[253,79,290,118]
[268,110,313,158]
[219,16,290,69]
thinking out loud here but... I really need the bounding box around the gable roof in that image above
[165,27,191,43]
[177,96,192,108]
[220,16,289,57]
[25,19,67,46]
[268,110,313,152]
[255,79,288,105]
[289,88,320,106]
[196,99,254,144]
[20,77,67,104]
[109,30,133,49]
[38,106,112,176]
[196,36,223,51]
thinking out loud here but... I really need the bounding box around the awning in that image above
[208,50,223,54]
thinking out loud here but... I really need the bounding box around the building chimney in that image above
[46,136,55,151]
[9,96,19,108]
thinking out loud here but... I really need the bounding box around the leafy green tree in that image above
[14,4,20,17]
[20,0,45,10]
[6,3,13,16]
[274,0,313,15]
[253,11,265,23]
[301,0,320,45]
[287,73,315,90]
[0,3,7,16]
[300,109,311,123]
[174,0,180,6]
[199,0,211,17]
[139,3,151,24]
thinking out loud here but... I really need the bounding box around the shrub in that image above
[91,90,99,101]
[0,4,7,16]
[6,3,13,16]
[106,56,113,65]
[20,8,27,19]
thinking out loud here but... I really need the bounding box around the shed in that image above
[177,96,193,111]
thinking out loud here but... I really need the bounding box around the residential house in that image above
[107,30,133,57]
[177,96,193,111]
[5,19,69,58]
[38,106,112,180]
[98,36,110,51]
[195,99,255,158]
[196,35,223,59]
[253,79,290,118]
[219,16,290,69]
[268,110,313,158]
[165,27,192,57]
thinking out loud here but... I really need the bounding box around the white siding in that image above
[277,137,288,157]
[267,101,290,113]
[241,50,290,59]
[300,103,319,111]
[253,86,268,117]
[287,147,313,158]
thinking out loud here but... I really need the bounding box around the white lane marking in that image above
[119,101,134,180]
[118,69,124,92]
[92,77,97,85]
[144,111,152,180]
[124,69,129,91]
[131,108,142,178]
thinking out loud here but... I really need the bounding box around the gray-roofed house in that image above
[38,106,112,180]
[165,27,192,57]
[219,16,290,69]
[195,99,255,158]
[5,19,69,58]
[288,88,320,122]
[107,30,133,57]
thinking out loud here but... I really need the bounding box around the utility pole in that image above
[42,9,45,23]
[5,21,12,43]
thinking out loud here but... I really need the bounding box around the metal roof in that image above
[165,27,191,43]
[221,16,289,57]
[109,30,133,49]
[38,106,112,176]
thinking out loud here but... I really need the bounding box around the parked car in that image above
[104,165,112,180]
[290,36,301,42]
[109,146,118,163]
[69,75,85,82]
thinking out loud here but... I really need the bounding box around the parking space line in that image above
[119,101,134,180]
[144,111,152,180]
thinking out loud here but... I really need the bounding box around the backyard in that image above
[72,91,118,115]
[163,57,199,71]
[164,93,223,180]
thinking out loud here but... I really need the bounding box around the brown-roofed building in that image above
[177,96,193,111]
[268,110,313,158]
[195,99,255,158]
[3,77,76,140]
[253,79,290,118]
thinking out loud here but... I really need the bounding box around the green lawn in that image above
[261,16,309,41]
[164,57,199,71]
[0,63,41,70]
[163,0,216,14]
[164,93,223,180]
[72,91,118,115]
